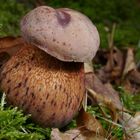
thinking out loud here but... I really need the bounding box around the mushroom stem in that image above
[0,45,85,128]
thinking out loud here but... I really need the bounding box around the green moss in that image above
[0,0,29,37]
[117,86,140,112]
[0,93,51,140]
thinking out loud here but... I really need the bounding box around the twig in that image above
[108,23,116,69]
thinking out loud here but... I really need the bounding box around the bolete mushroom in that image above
[0,6,100,128]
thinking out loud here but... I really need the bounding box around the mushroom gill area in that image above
[0,45,85,128]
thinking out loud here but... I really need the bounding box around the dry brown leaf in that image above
[76,108,105,136]
[95,47,124,84]
[122,79,133,94]
[51,108,118,140]
[121,49,140,94]
[95,67,110,83]
[128,70,140,85]
[85,73,122,110]
[0,36,26,67]
[105,47,124,73]
[123,48,136,77]
[122,69,140,94]
[104,83,123,110]
[51,128,105,140]
[119,112,140,140]
[87,88,119,123]
[0,36,25,56]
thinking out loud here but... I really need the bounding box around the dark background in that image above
[0,0,140,49]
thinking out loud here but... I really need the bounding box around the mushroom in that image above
[0,6,100,128]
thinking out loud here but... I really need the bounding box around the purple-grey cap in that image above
[20,6,100,62]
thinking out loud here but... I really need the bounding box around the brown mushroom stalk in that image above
[0,45,85,128]
[0,6,100,128]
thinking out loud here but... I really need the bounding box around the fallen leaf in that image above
[128,70,140,85]
[95,47,124,84]
[119,112,140,140]
[121,48,140,94]
[76,108,105,136]
[122,79,133,94]
[104,83,123,110]
[51,108,118,140]
[85,73,122,110]
[51,128,105,140]
[122,69,140,94]
[86,88,119,123]
[123,48,136,77]
[0,36,25,56]
[105,47,124,75]
[0,36,26,67]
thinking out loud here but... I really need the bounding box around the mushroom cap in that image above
[0,45,85,128]
[20,6,100,62]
